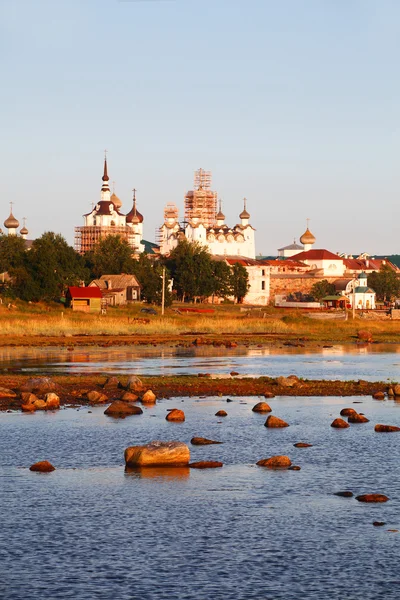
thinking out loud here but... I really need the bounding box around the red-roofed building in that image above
[291,249,346,276]
[66,286,102,313]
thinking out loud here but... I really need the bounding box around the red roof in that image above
[68,286,102,299]
[292,249,343,261]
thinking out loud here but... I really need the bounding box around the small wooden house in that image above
[89,274,141,306]
[66,286,102,313]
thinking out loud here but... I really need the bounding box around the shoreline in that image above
[0,373,391,412]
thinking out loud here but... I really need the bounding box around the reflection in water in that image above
[0,343,400,381]
[125,466,190,480]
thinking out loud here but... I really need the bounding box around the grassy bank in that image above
[0,301,399,344]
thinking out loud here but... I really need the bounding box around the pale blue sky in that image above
[1,0,399,254]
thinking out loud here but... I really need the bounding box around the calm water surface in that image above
[1,395,399,599]
[1,344,400,380]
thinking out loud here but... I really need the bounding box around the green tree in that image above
[230,262,250,303]
[85,235,136,279]
[310,280,336,301]
[133,253,172,306]
[0,235,26,274]
[210,260,233,301]
[14,232,88,301]
[167,240,214,301]
[368,265,400,301]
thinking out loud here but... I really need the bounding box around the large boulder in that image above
[33,399,47,410]
[44,393,60,410]
[215,410,228,417]
[257,455,292,469]
[356,494,389,503]
[103,377,120,389]
[86,390,108,404]
[374,424,400,433]
[20,377,57,394]
[166,409,185,422]
[252,402,272,413]
[191,437,222,445]
[357,330,373,343]
[0,387,17,398]
[124,441,190,467]
[121,392,139,402]
[331,418,350,429]
[276,375,299,388]
[104,401,143,417]
[372,391,385,400]
[127,376,145,393]
[348,413,369,423]
[340,408,358,417]
[393,384,400,396]
[264,415,289,428]
[141,390,157,404]
[29,460,55,472]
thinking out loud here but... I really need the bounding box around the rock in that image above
[193,337,207,346]
[124,441,190,467]
[374,424,400,433]
[44,393,60,410]
[288,465,301,471]
[252,402,272,413]
[225,341,238,348]
[29,460,55,472]
[294,442,313,448]
[340,408,358,417]
[334,491,354,498]
[191,437,222,445]
[373,521,386,527]
[393,384,400,396]
[87,390,108,404]
[357,330,373,343]
[121,392,139,402]
[21,403,36,412]
[264,392,276,399]
[141,390,156,404]
[230,371,239,376]
[21,392,38,404]
[166,409,185,422]
[388,388,394,397]
[276,375,299,388]
[0,387,17,398]
[257,455,292,469]
[103,376,119,389]
[331,418,350,429]
[348,413,369,423]
[20,377,57,394]
[356,494,389,503]
[127,376,145,393]
[189,461,223,469]
[264,415,289,428]
[104,401,143,417]
[215,410,227,417]
[372,391,385,400]
[33,399,47,410]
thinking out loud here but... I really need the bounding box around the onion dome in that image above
[300,228,316,245]
[20,225,29,236]
[239,198,250,220]
[4,212,19,229]
[216,210,225,220]
[110,192,122,209]
[126,190,144,224]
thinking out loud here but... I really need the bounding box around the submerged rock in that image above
[166,409,185,422]
[124,441,190,468]
[189,461,223,469]
[252,402,272,413]
[340,408,358,417]
[264,415,289,428]
[215,410,227,417]
[29,460,55,473]
[334,491,354,498]
[356,494,389,503]
[294,442,313,448]
[348,413,369,423]
[331,418,350,429]
[191,437,222,445]
[374,424,400,433]
[257,455,292,469]
[104,401,143,417]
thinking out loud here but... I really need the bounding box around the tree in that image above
[13,232,88,302]
[166,240,214,302]
[133,253,172,306]
[310,280,336,301]
[230,262,250,303]
[85,235,136,279]
[210,260,233,301]
[368,265,400,301]
[0,235,26,274]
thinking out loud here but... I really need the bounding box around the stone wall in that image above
[270,274,338,299]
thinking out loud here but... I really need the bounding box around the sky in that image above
[1,0,399,256]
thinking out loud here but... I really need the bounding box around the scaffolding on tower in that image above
[184,168,217,228]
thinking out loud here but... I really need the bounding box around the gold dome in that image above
[4,212,19,229]
[300,228,316,245]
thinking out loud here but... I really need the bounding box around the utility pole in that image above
[352,272,356,320]
[161,267,165,316]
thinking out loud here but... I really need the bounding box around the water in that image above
[1,343,400,380]
[1,395,399,599]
